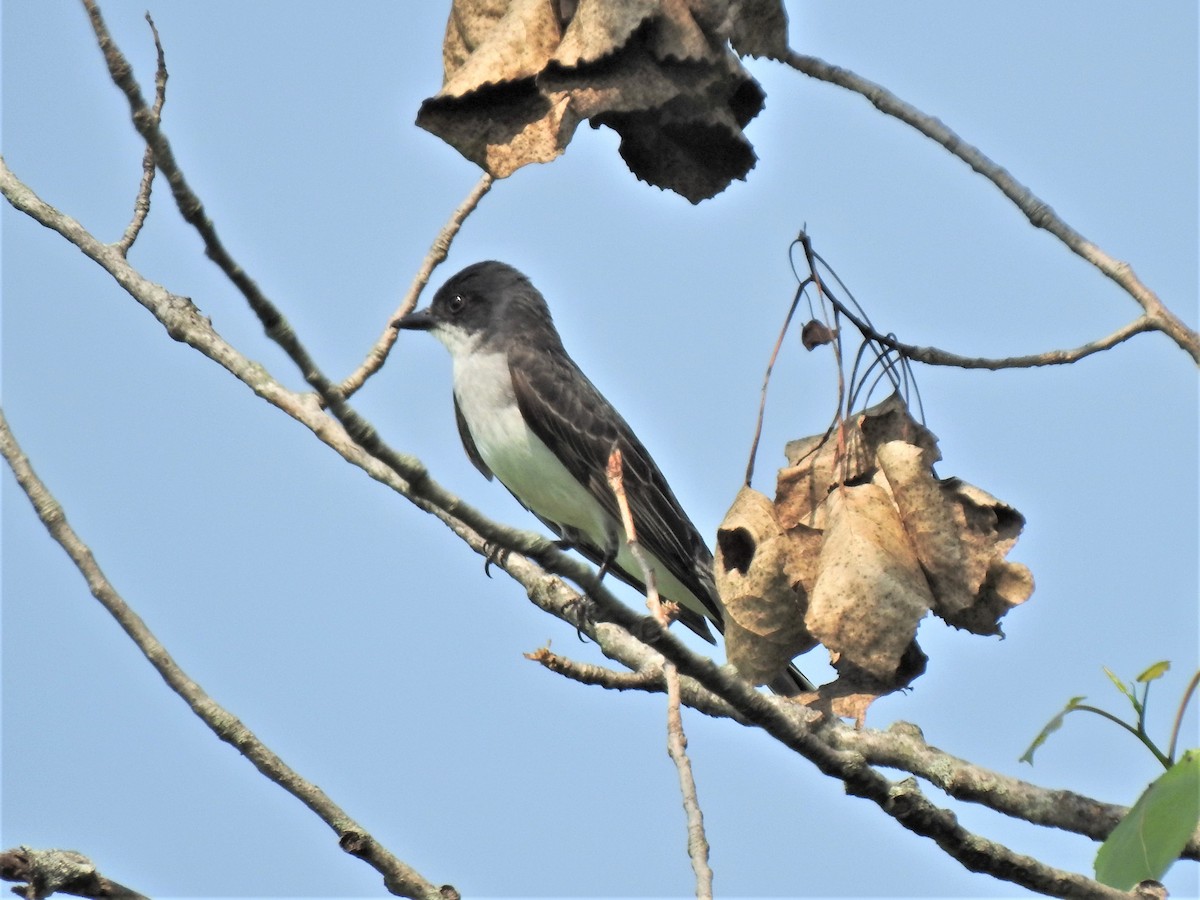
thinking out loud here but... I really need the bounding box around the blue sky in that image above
[2,2,1197,898]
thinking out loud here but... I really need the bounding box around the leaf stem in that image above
[1074,704,1171,769]
[1167,670,1200,765]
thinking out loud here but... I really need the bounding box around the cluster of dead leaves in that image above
[714,394,1034,721]
[417,0,789,203]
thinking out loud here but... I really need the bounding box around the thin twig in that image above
[525,646,665,690]
[605,448,662,614]
[0,407,456,900]
[1167,669,1200,765]
[112,12,166,255]
[796,233,852,487]
[340,172,494,399]
[1070,702,1172,770]
[830,300,1155,370]
[745,275,810,486]
[607,448,714,899]
[779,49,1199,365]
[665,664,713,900]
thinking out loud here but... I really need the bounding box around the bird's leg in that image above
[566,544,621,642]
[594,547,616,584]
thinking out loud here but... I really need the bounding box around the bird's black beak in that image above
[393,308,436,331]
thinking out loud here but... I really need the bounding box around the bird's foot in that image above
[562,594,597,643]
[482,542,511,578]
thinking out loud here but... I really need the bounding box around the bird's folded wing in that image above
[508,344,724,628]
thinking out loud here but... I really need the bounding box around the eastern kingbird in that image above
[398,261,811,693]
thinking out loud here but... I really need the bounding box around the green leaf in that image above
[1020,696,1086,764]
[1137,660,1171,683]
[1094,749,1200,889]
[1105,666,1142,716]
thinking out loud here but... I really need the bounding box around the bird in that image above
[397,261,811,694]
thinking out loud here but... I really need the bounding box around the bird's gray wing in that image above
[453,393,494,480]
[508,343,724,637]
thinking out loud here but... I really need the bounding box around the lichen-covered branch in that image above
[0,847,148,900]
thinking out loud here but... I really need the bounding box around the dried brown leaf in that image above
[418,0,770,202]
[725,0,789,58]
[440,0,564,98]
[807,483,932,683]
[552,0,656,67]
[714,486,818,686]
[936,478,1034,634]
[648,0,712,63]
[800,319,837,350]
[876,440,976,619]
[776,393,939,530]
[820,643,928,726]
[766,393,1032,710]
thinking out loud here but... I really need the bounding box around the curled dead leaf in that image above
[876,440,976,619]
[807,483,933,683]
[714,486,818,686]
[936,478,1034,633]
[776,393,940,530]
[716,392,1032,715]
[800,319,837,350]
[818,643,928,727]
[764,392,1033,718]
[417,0,788,201]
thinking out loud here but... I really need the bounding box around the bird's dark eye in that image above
[446,294,466,315]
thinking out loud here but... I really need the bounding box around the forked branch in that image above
[779,50,1198,365]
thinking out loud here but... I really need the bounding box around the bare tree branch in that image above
[665,664,713,900]
[340,172,494,399]
[112,12,165,256]
[607,448,713,899]
[74,0,565,578]
[825,285,1157,370]
[621,628,1132,900]
[525,645,664,689]
[834,721,1200,861]
[779,50,1199,365]
[3,148,1163,897]
[0,847,148,900]
[0,409,457,900]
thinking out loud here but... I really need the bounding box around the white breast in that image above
[452,350,612,546]
[449,347,716,622]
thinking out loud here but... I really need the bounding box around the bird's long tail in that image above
[767,662,815,696]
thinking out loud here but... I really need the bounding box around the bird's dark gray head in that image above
[396,261,562,358]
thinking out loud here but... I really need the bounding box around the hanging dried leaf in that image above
[937,478,1034,634]
[800,319,837,350]
[819,642,928,726]
[807,482,934,683]
[417,0,788,201]
[876,440,976,619]
[724,0,790,59]
[773,393,1032,711]
[776,393,940,530]
[714,486,819,686]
